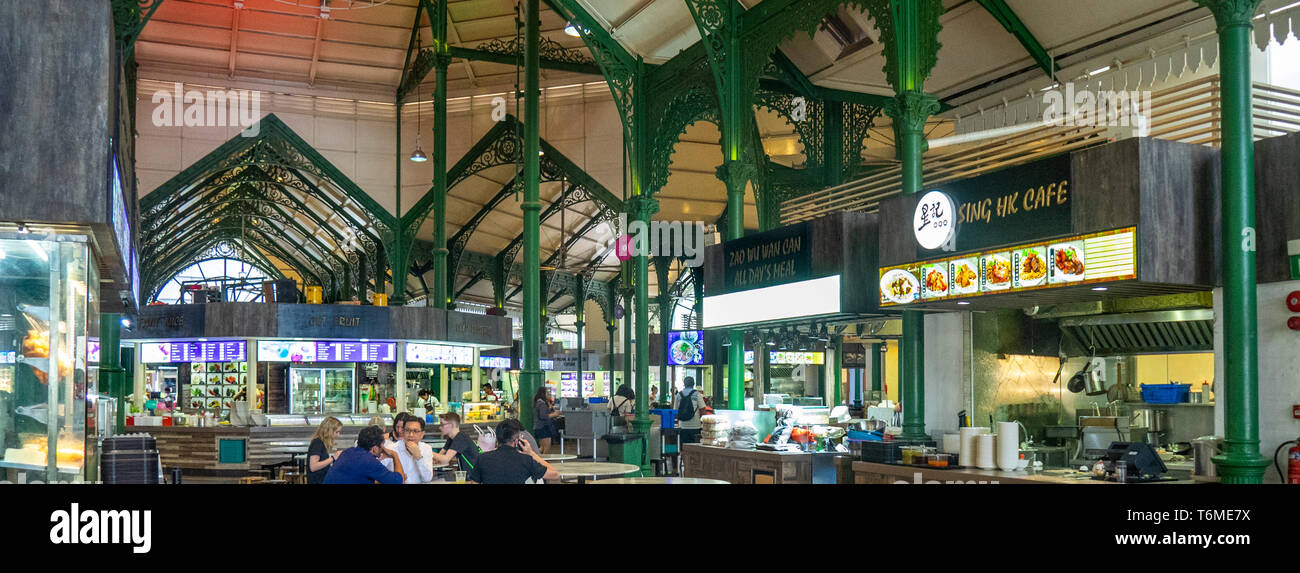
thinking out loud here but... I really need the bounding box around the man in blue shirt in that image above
[323,425,405,484]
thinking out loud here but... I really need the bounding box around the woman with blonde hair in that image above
[306,416,344,484]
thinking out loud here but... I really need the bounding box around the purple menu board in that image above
[141,340,247,363]
[314,341,397,363]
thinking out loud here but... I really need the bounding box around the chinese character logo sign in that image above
[913,190,956,250]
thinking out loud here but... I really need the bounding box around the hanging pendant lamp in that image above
[410,32,428,163]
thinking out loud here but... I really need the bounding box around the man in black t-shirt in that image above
[431,412,479,472]
[468,419,560,484]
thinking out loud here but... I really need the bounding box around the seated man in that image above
[392,417,435,484]
[430,412,479,472]
[322,425,405,484]
[468,419,560,484]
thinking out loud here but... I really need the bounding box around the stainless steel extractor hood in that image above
[1057,309,1214,355]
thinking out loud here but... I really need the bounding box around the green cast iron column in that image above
[575,280,585,398]
[870,342,883,395]
[1200,0,1270,483]
[622,288,633,397]
[100,313,125,436]
[871,0,944,442]
[607,323,617,398]
[890,93,938,441]
[630,195,657,455]
[517,0,542,431]
[833,336,843,405]
[432,24,450,309]
[656,257,671,402]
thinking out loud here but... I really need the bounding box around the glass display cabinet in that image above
[0,234,99,483]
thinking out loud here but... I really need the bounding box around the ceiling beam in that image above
[228,0,243,77]
[307,5,325,85]
[974,0,1058,78]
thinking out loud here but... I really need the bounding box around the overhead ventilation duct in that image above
[1057,309,1214,356]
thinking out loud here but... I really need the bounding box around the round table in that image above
[589,477,729,485]
[553,462,641,484]
[540,454,577,462]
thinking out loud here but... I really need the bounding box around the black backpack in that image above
[675,390,696,422]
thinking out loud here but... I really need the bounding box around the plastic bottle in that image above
[1202,381,1211,403]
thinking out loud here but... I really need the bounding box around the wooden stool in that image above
[237,476,266,485]
[282,471,305,484]
[260,479,288,484]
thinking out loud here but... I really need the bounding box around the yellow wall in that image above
[1134,353,1214,395]
[884,340,900,403]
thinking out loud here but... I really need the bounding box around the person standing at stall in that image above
[306,416,343,484]
[674,377,705,445]
[430,412,478,472]
[532,386,562,454]
[392,417,434,484]
[323,426,405,484]
[467,419,559,484]
[611,384,635,429]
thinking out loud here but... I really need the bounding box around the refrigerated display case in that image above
[324,368,354,414]
[289,367,354,414]
[460,401,503,423]
[0,236,98,482]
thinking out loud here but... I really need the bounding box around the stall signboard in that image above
[742,351,826,365]
[881,227,1137,307]
[277,305,391,339]
[405,343,473,365]
[479,356,512,369]
[721,222,812,294]
[255,340,396,363]
[315,341,397,362]
[539,359,555,370]
[141,340,248,364]
[916,154,1072,256]
[666,330,704,365]
[0,351,16,364]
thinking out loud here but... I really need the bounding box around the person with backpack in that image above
[611,384,635,422]
[673,377,706,445]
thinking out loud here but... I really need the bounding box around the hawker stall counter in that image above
[681,444,852,484]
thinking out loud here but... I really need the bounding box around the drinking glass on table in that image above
[455,471,467,484]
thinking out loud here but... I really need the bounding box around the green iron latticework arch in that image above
[140,114,398,303]
[401,115,625,305]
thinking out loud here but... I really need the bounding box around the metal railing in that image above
[779,76,1300,225]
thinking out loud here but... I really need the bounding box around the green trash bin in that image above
[603,433,645,476]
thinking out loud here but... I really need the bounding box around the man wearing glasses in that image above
[391,417,435,484]
[430,412,478,472]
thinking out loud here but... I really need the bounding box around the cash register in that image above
[1098,442,1173,482]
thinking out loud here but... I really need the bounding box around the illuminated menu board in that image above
[316,341,396,362]
[479,356,512,369]
[140,340,248,364]
[405,343,474,365]
[742,351,826,365]
[257,340,396,363]
[560,373,579,397]
[540,359,555,370]
[879,227,1136,307]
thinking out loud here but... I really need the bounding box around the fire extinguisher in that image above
[1277,438,1300,484]
[1290,441,1300,485]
